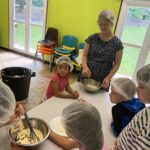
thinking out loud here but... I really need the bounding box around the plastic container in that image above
[1,67,36,101]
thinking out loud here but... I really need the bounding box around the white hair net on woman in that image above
[98,9,115,25]
[111,77,136,100]
[62,101,104,150]
[136,64,150,88]
[0,81,16,123]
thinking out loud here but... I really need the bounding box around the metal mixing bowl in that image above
[82,79,101,92]
[8,117,50,147]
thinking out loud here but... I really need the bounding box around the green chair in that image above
[51,35,78,71]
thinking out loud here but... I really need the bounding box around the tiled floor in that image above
[0,49,78,111]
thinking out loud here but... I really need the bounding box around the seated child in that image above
[45,56,79,100]
[109,77,145,137]
[49,101,105,150]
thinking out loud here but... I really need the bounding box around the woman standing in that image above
[82,9,123,90]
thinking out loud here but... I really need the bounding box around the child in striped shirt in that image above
[113,64,150,150]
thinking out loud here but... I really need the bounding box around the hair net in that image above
[111,77,136,100]
[62,101,104,150]
[136,64,150,88]
[0,81,16,123]
[98,9,115,25]
[56,56,73,72]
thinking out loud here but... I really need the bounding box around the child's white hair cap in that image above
[61,101,104,150]
[56,56,73,72]
[0,81,16,123]
[111,77,136,100]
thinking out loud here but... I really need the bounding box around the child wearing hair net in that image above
[113,64,150,150]
[49,101,105,150]
[0,81,25,150]
[44,56,79,101]
[109,77,145,137]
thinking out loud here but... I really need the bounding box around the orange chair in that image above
[34,27,58,69]
[36,43,54,59]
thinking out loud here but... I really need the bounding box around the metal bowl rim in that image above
[8,117,50,147]
[81,79,101,92]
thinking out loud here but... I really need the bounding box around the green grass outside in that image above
[118,47,150,76]
[15,24,150,76]
[30,25,42,49]
[15,23,25,46]
[15,23,42,49]
[118,25,150,76]
[121,25,147,45]
[118,46,140,76]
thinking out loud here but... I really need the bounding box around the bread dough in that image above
[15,128,43,144]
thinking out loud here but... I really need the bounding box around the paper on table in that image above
[50,116,67,137]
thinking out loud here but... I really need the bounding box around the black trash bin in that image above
[1,67,36,101]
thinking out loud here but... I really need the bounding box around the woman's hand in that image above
[41,96,47,103]
[82,67,91,78]
[101,77,110,89]
[71,90,79,99]
[15,104,25,117]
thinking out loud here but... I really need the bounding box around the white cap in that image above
[111,77,136,100]
[62,101,104,150]
[56,56,73,72]
[0,81,16,123]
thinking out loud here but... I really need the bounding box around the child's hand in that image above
[5,104,25,126]
[71,90,79,99]
[15,104,25,117]
[41,96,47,103]
[110,139,118,150]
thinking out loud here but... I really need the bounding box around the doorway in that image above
[116,0,150,80]
[9,0,47,56]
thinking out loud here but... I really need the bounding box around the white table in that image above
[28,82,115,149]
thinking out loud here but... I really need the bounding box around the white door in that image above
[9,0,47,56]
[115,0,150,80]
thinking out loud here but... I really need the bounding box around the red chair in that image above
[34,27,58,69]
